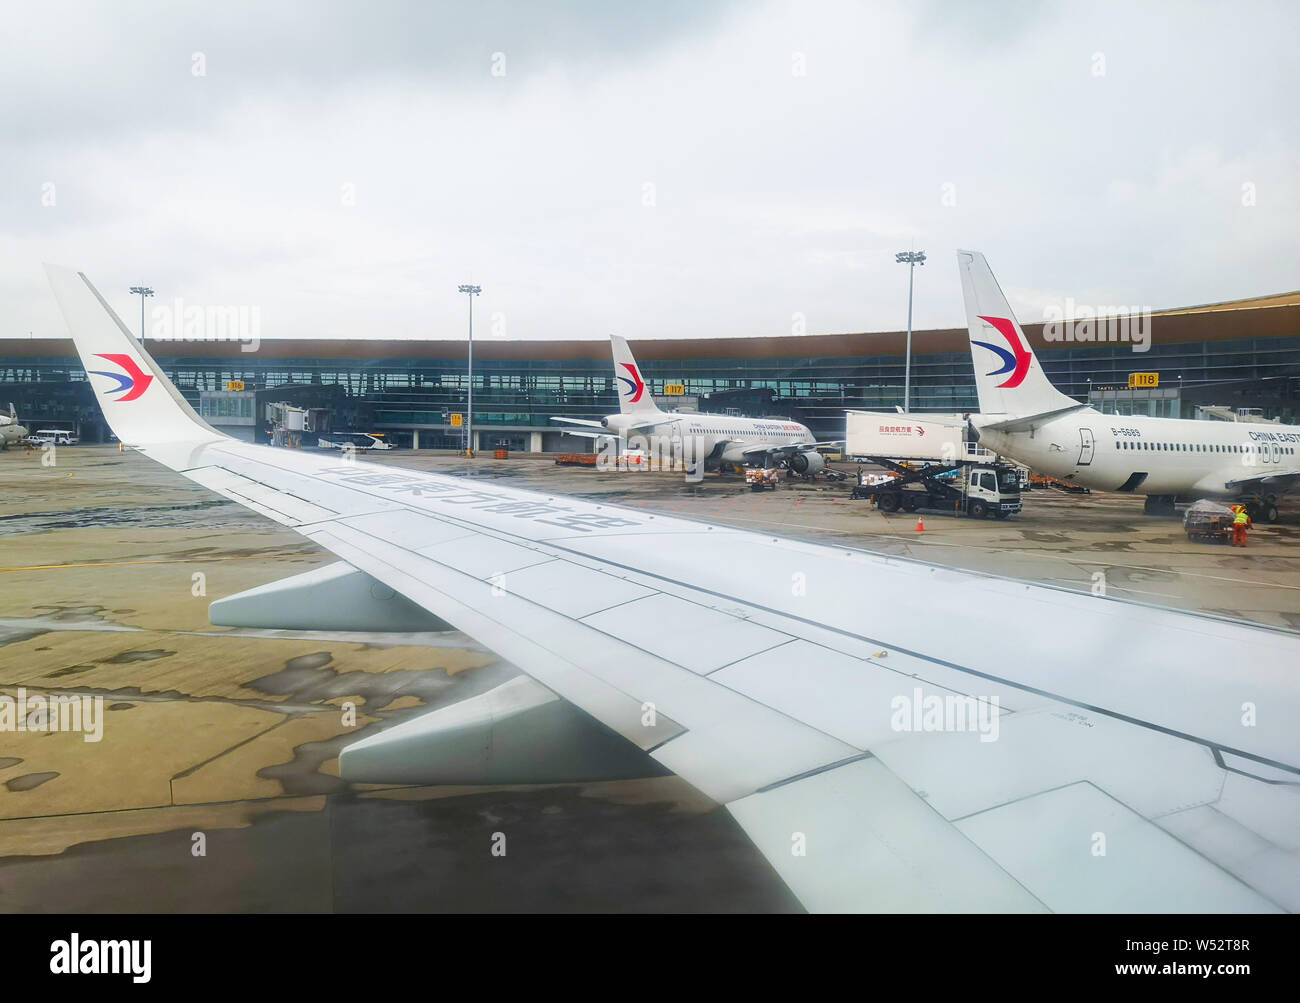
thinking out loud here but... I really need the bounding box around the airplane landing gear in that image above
[1245,500,1279,524]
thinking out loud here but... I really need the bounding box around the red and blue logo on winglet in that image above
[89,353,153,402]
[618,363,645,403]
[972,316,1032,389]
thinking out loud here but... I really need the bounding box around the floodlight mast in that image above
[457,284,481,455]
[894,251,925,412]
[129,286,154,341]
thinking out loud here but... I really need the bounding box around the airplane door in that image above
[1078,427,1095,466]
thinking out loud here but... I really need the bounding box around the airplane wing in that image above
[552,416,684,435]
[740,440,841,460]
[48,265,1300,913]
[629,415,684,432]
[1224,471,1300,493]
[552,428,623,442]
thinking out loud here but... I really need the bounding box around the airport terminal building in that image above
[3,290,1298,449]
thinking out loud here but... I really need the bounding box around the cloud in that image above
[3,0,1297,343]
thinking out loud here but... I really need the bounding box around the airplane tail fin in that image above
[610,335,664,417]
[44,265,221,447]
[956,250,1079,418]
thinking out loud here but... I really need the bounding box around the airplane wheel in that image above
[1262,504,1279,523]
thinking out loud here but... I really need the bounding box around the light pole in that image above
[895,251,925,412]
[129,286,154,341]
[457,284,481,456]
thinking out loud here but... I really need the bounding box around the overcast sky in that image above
[3,0,1297,342]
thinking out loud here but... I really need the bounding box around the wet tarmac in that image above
[0,779,800,913]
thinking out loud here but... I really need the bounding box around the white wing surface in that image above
[47,265,1300,913]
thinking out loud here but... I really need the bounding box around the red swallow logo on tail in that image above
[618,363,645,403]
[89,354,153,402]
[972,316,1032,389]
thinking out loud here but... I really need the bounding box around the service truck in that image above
[845,410,1022,519]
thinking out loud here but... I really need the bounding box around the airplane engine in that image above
[789,451,825,475]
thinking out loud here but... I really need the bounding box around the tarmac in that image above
[0,444,1296,911]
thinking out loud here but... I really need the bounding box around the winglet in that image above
[44,265,221,447]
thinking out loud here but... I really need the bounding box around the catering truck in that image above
[845,410,1023,518]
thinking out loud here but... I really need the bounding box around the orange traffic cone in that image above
[916,517,924,532]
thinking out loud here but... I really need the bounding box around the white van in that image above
[31,429,79,445]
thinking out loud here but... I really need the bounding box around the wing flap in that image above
[729,758,1047,913]
[886,706,1224,822]
[955,782,1281,912]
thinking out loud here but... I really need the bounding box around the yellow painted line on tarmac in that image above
[0,553,321,573]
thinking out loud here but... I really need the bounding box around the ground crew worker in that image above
[1232,505,1252,547]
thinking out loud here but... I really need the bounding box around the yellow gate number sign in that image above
[450,413,463,427]
[664,383,685,396]
[1128,372,1159,389]
[225,380,245,391]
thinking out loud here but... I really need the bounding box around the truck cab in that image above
[963,463,1022,519]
